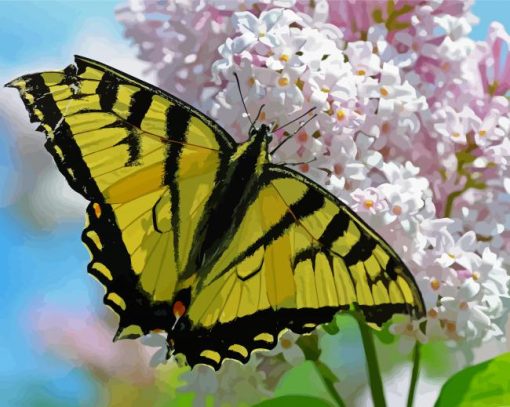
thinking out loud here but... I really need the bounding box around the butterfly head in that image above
[249,123,272,141]
[247,123,273,160]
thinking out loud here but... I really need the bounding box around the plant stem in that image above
[296,334,346,407]
[313,360,346,407]
[406,342,421,407]
[353,314,386,407]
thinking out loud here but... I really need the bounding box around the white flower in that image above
[303,57,356,111]
[265,28,306,71]
[351,187,388,215]
[345,41,381,77]
[474,107,509,147]
[378,162,429,227]
[231,9,300,53]
[263,330,304,366]
[297,26,343,71]
[258,64,306,113]
[485,137,510,171]
[358,63,426,117]
[414,217,455,249]
[471,247,510,297]
[440,279,492,340]
[212,37,235,84]
[390,316,428,354]
[433,105,481,144]
[415,264,458,309]
[436,231,479,269]
[210,0,296,10]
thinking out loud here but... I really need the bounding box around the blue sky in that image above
[0,0,509,404]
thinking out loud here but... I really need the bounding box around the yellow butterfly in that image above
[6,56,424,369]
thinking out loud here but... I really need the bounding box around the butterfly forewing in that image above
[6,56,235,336]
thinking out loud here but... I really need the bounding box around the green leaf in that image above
[435,352,510,407]
[253,395,333,407]
[322,317,340,335]
[273,361,325,397]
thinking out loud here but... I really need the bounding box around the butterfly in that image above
[6,55,425,370]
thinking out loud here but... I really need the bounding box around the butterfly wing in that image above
[175,164,425,369]
[6,56,236,336]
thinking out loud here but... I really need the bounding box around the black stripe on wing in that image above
[75,55,237,152]
[164,104,191,269]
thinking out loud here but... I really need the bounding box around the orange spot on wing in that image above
[93,203,101,218]
[173,301,186,318]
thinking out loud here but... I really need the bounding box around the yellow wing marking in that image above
[295,259,319,308]
[90,262,113,281]
[263,232,296,309]
[200,350,221,364]
[228,344,249,358]
[315,252,339,307]
[254,333,274,343]
[106,292,126,311]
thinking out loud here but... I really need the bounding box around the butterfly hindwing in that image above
[177,164,424,368]
[7,56,235,336]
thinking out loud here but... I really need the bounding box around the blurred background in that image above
[0,1,509,406]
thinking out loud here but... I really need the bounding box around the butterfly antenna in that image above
[270,113,317,155]
[233,72,253,126]
[248,104,266,134]
[273,106,316,132]
[253,104,265,125]
[284,157,317,166]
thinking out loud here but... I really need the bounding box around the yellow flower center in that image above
[281,338,293,349]
[430,278,440,291]
[247,77,255,87]
[479,130,487,137]
[321,86,330,93]
[459,302,469,311]
[278,76,290,87]
[451,132,461,138]
[279,53,289,62]
[363,199,374,209]
[336,109,346,121]
[472,271,480,281]
[447,252,456,259]
[446,321,456,332]
[428,308,438,318]
[392,205,402,215]
[380,86,389,97]
[356,69,366,75]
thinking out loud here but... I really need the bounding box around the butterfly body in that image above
[7,56,425,370]
[186,124,271,282]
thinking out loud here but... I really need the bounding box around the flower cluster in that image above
[117,0,510,388]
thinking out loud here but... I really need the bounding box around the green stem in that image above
[353,314,386,407]
[313,360,346,407]
[296,334,346,407]
[406,342,421,407]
